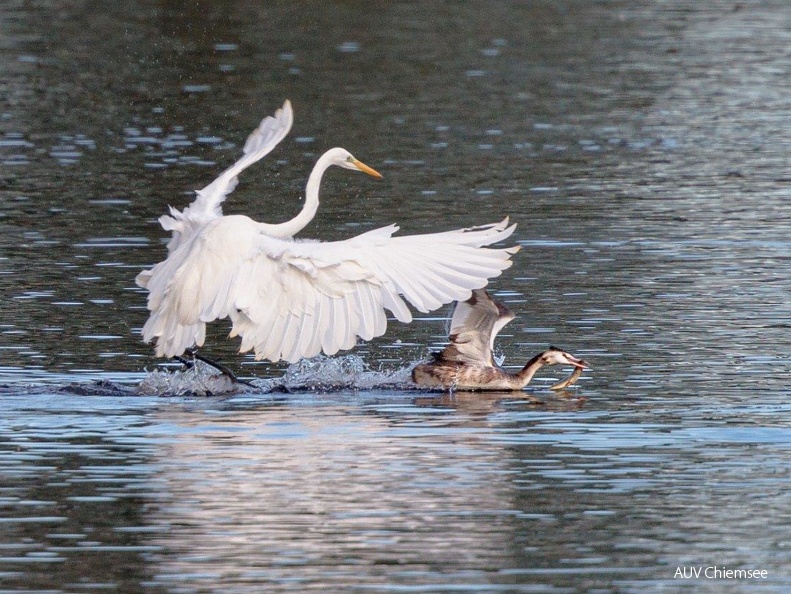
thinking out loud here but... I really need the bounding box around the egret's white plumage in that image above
[136,100,520,363]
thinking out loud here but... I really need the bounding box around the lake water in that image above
[1,1,790,592]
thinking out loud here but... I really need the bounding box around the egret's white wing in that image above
[157,100,293,254]
[140,217,519,363]
[439,289,515,366]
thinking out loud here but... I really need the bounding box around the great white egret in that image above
[136,100,520,363]
[411,288,589,390]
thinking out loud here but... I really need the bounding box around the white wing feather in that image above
[140,216,519,363]
[136,101,293,291]
[146,101,293,257]
[442,288,515,366]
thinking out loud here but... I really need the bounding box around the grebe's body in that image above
[412,289,589,391]
[412,348,586,390]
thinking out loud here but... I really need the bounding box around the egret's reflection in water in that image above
[135,393,788,591]
[146,403,520,590]
[1,386,790,591]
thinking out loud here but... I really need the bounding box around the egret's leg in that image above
[179,348,256,387]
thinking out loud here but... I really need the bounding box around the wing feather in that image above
[295,292,321,358]
[440,288,515,365]
[155,101,293,254]
[381,285,412,323]
[140,217,519,362]
[323,294,340,355]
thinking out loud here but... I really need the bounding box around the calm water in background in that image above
[1,1,791,592]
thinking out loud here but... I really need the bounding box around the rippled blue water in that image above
[2,1,791,591]
[2,387,789,592]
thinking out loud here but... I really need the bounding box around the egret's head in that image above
[328,147,383,179]
[541,346,590,369]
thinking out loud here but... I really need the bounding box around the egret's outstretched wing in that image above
[157,100,294,254]
[140,217,519,363]
[438,289,515,366]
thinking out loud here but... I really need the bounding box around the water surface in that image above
[1,1,790,591]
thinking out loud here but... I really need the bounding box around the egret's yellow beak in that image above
[352,158,383,179]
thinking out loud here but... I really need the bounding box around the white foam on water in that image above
[137,361,238,396]
[252,354,418,393]
[137,355,422,396]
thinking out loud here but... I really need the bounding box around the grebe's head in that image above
[541,346,590,369]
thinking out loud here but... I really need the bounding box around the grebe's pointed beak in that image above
[351,158,383,179]
[567,354,591,370]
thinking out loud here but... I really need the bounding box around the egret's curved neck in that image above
[257,151,336,238]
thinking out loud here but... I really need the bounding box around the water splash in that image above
[136,355,420,396]
[252,354,417,393]
[137,361,238,396]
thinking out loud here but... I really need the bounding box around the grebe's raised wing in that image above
[439,289,515,366]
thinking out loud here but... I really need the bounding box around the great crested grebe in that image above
[136,100,519,364]
[412,289,589,391]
